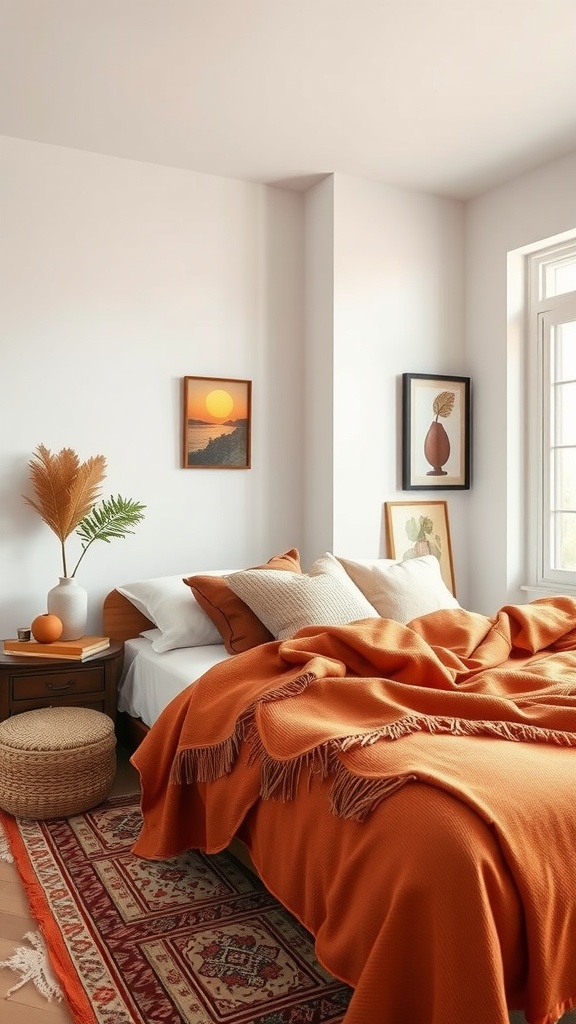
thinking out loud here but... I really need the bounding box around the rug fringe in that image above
[0,930,62,1001]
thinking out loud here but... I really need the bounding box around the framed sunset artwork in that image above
[182,376,252,469]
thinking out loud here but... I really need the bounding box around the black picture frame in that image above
[402,373,471,490]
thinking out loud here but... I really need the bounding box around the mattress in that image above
[117,633,230,728]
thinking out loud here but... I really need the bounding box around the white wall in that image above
[301,175,468,602]
[331,175,467,597]
[0,135,305,638]
[1,134,471,644]
[302,176,335,566]
[466,149,576,614]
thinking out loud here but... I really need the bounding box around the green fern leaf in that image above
[71,495,146,576]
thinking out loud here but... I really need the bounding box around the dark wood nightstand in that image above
[0,641,124,724]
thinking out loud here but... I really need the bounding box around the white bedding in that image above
[117,634,231,728]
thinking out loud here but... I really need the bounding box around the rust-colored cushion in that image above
[184,548,302,654]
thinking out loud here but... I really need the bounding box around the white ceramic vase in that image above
[47,577,88,640]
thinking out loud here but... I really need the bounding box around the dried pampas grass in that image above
[24,445,106,541]
[23,444,145,579]
[24,445,106,578]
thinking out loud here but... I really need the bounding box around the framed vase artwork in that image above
[384,499,456,595]
[402,373,471,489]
[182,376,252,469]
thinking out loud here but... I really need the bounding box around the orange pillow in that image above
[184,548,302,654]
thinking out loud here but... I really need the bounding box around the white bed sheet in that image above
[118,636,231,728]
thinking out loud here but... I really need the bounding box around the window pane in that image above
[553,448,576,508]
[530,242,576,587]
[552,322,576,382]
[554,383,576,445]
[551,512,576,570]
[545,258,576,298]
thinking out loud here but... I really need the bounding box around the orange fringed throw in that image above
[132,597,576,1024]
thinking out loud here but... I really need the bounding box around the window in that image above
[529,242,576,587]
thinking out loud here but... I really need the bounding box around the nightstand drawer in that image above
[0,642,123,723]
[12,666,104,702]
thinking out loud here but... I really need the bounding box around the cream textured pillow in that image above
[226,568,379,641]
[185,548,302,654]
[337,554,459,623]
[310,551,361,584]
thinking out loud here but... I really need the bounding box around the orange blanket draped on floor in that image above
[131,597,576,1024]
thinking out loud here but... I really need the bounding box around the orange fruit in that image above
[31,613,63,643]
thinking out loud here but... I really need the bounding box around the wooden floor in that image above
[0,746,140,1022]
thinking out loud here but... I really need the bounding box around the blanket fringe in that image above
[248,711,576,816]
[171,731,242,784]
[170,672,576,822]
[339,713,576,750]
[258,671,318,705]
[330,766,418,821]
[170,671,318,786]
[260,752,305,801]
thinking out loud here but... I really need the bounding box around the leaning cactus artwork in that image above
[402,515,442,561]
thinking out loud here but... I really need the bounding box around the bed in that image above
[103,552,576,1024]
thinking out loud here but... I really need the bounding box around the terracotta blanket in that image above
[132,597,576,1024]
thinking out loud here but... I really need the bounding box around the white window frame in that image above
[527,241,576,590]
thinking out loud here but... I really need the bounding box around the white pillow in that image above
[117,572,232,652]
[337,554,459,623]
[226,567,379,641]
[337,555,397,571]
[139,627,163,642]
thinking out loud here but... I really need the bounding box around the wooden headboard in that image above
[102,589,154,750]
[103,590,154,642]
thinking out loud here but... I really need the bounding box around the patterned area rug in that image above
[0,794,351,1023]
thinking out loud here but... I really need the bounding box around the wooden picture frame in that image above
[384,499,456,595]
[402,373,471,490]
[182,376,252,469]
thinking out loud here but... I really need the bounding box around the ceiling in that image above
[2,0,576,200]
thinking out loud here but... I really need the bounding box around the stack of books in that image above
[3,636,111,661]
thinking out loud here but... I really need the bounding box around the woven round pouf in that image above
[0,706,116,819]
